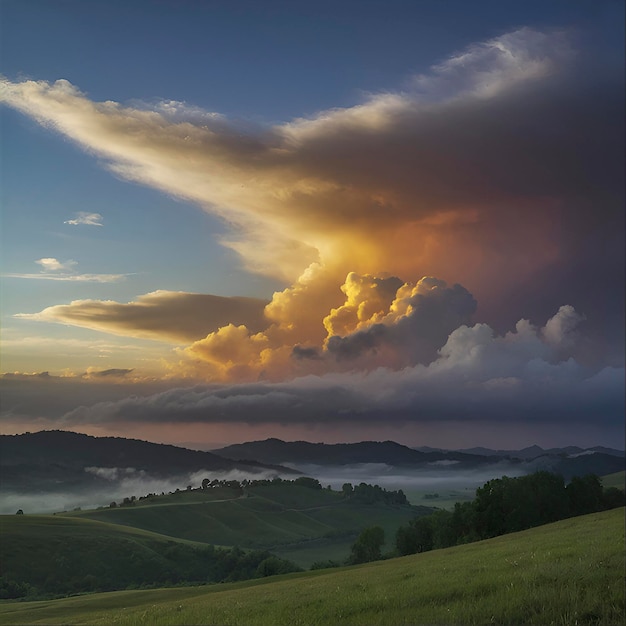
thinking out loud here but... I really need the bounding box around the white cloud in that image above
[6,273,126,282]
[3,258,127,282]
[64,212,103,226]
[36,257,77,272]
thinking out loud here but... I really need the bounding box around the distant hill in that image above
[0,431,298,494]
[456,444,625,460]
[214,438,625,481]
[213,438,496,468]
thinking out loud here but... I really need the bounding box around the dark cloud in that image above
[291,345,321,360]
[86,369,134,378]
[11,308,611,433]
[327,279,477,364]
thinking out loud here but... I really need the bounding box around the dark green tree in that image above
[567,474,603,516]
[348,526,385,564]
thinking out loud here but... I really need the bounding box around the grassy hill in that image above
[601,470,625,491]
[63,483,429,566]
[0,514,301,599]
[1,508,623,625]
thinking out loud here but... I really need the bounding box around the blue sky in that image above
[1,1,624,448]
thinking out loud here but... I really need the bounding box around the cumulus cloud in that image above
[36,257,78,272]
[1,25,623,384]
[64,212,103,226]
[325,276,477,366]
[15,290,270,343]
[44,307,622,430]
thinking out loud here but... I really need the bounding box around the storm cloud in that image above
[1,24,623,445]
[2,26,623,368]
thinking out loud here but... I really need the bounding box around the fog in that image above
[1,462,528,515]
[0,466,286,515]
[286,462,528,495]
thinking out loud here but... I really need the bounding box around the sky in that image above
[1,0,624,450]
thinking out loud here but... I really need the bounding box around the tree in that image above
[348,526,385,564]
[567,474,603,516]
[294,476,322,490]
[201,478,210,490]
[15,509,23,515]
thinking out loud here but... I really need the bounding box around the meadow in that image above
[62,482,428,567]
[601,470,625,491]
[1,507,623,625]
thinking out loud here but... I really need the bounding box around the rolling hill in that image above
[1,507,623,625]
[0,431,297,496]
[63,482,431,567]
[0,513,301,598]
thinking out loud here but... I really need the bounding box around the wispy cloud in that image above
[6,272,126,283]
[4,258,126,282]
[64,211,103,226]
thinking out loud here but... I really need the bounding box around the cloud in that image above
[325,276,477,366]
[64,212,103,226]
[4,258,126,282]
[34,307,620,430]
[83,368,134,379]
[1,25,623,380]
[36,257,78,272]
[7,273,126,282]
[15,290,270,343]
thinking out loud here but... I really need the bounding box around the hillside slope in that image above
[65,483,430,566]
[0,514,300,598]
[1,508,623,625]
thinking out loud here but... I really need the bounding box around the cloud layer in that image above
[18,306,618,430]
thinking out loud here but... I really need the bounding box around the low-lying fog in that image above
[0,462,526,515]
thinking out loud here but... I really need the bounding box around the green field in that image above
[62,483,428,567]
[601,470,625,491]
[0,514,294,597]
[1,507,622,625]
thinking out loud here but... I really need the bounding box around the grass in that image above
[2,507,623,625]
[601,470,625,491]
[63,484,427,567]
[0,514,225,597]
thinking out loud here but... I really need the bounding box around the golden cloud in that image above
[2,27,622,381]
[16,291,270,344]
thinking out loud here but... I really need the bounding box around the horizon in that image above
[1,1,624,450]
[5,429,625,454]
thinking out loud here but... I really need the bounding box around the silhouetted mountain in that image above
[214,438,499,468]
[214,438,624,481]
[457,444,624,461]
[526,453,625,481]
[0,431,298,493]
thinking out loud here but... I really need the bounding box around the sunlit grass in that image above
[2,508,623,625]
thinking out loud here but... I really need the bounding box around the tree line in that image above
[396,471,624,556]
